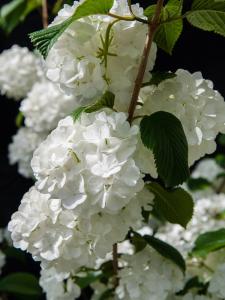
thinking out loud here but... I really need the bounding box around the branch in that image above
[42,0,48,28]
[112,243,119,287]
[127,0,164,123]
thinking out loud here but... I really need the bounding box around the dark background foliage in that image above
[0,0,225,298]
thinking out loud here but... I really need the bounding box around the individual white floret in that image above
[20,80,77,132]
[8,127,47,178]
[0,45,41,100]
[31,110,144,214]
[40,268,81,300]
[116,246,183,300]
[45,0,157,111]
[139,69,225,177]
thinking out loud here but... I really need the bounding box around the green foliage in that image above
[130,231,147,253]
[0,273,42,297]
[3,246,26,265]
[187,0,225,37]
[192,229,225,257]
[144,234,186,273]
[177,276,206,296]
[15,111,24,128]
[145,0,183,54]
[76,270,103,289]
[215,154,225,168]
[147,182,194,228]
[140,111,189,187]
[218,133,225,146]
[142,71,177,87]
[30,0,114,58]
[98,289,114,300]
[187,178,211,191]
[0,0,41,34]
[71,91,115,121]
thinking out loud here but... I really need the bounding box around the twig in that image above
[127,0,164,123]
[112,243,119,287]
[42,0,48,28]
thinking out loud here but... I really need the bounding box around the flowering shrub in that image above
[1,0,225,299]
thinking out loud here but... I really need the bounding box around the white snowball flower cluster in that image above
[45,0,157,111]
[157,194,225,256]
[39,268,81,300]
[9,110,154,277]
[139,69,225,177]
[0,45,41,100]
[20,81,77,132]
[8,128,48,178]
[116,246,183,300]
[191,158,223,182]
[208,263,225,299]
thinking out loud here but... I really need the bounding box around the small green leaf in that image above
[187,178,211,191]
[71,91,115,121]
[143,234,186,273]
[140,111,189,187]
[76,271,102,289]
[147,182,194,228]
[187,0,225,37]
[154,0,183,54]
[192,229,225,257]
[215,154,225,168]
[130,231,147,253]
[143,71,177,87]
[30,0,114,58]
[0,0,41,34]
[0,273,42,296]
[15,111,24,128]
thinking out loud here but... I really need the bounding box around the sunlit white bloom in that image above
[0,45,41,100]
[139,69,225,177]
[8,128,47,178]
[31,111,144,214]
[40,268,81,300]
[46,0,157,111]
[116,247,183,300]
[20,80,77,132]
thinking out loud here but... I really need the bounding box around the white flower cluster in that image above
[8,128,47,178]
[157,194,225,256]
[9,111,154,281]
[0,45,41,100]
[208,263,225,299]
[139,69,225,177]
[20,81,77,132]
[45,0,157,111]
[116,246,183,300]
[168,293,220,300]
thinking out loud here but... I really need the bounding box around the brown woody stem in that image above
[127,0,164,124]
[42,0,48,28]
[112,243,119,287]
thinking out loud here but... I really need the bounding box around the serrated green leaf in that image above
[187,178,211,191]
[192,229,225,257]
[71,91,115,121]
[147,182,194,228]
[187,0,225,37]
[0,0,41,34]
[143,234,186,273]
[140,111,189,187]
[0,273,42,296]
[143,71,177,87]
[155,0,183,54]
[30,0,114,58]
[76,270,102,289]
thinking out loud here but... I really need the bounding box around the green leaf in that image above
[98,289,114,300]
[30,0,114,58]
[187,0,225,37]
[15,111,24,128]
[218,133,225,146]
[177,276,206,296]
[143,234,186,273]
[0,273,42,296]
[71,91,115,121]
[144,4,157,20]
[143,71,177,87]
[147,182,194,228]
[0,0,41,34]
[215,154,225,168]
[140,111,189,187]
[76,271,102,289]
[192,228,225,257]
[187,178,211,191]
[154,0,183,54]
[130,231,147,253]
